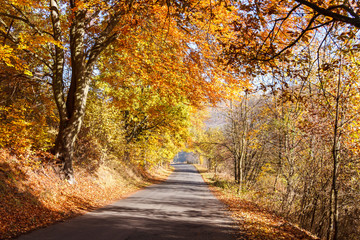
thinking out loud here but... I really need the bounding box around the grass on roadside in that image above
[194,164,319,240]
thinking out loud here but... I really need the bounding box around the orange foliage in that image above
[0,71,56,152]
[99,1,249,110]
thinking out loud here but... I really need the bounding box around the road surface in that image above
[18,164,236,240]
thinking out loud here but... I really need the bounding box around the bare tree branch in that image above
[295,0,360,28]
[258,13,320,61]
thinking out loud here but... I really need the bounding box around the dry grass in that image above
[0,149,172,239]
[194,165,319,240]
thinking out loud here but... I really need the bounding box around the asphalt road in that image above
[18,164,236,240]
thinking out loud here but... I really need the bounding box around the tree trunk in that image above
[327,61,342,240]
[48,0,124,182]
[53,73,90,183]
[238,90,248,194]
[234,154,238,182]
[54,123,76,183]
[328,115,340,240]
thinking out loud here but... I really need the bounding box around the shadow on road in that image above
[18,164,236,240]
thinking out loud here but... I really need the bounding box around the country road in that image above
[18,164,237,240]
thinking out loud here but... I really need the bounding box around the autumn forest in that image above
[1,0,360,240]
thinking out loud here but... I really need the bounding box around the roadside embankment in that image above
[0,149,172,239]
[194,164,319,240]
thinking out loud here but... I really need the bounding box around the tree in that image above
[220,2,360,238]
[224,0,359,66]
[0,0,144,183]
[0,0,242,182]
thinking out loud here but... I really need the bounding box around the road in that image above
[18,164,236,240]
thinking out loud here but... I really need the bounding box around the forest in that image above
[0,0,359,240]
